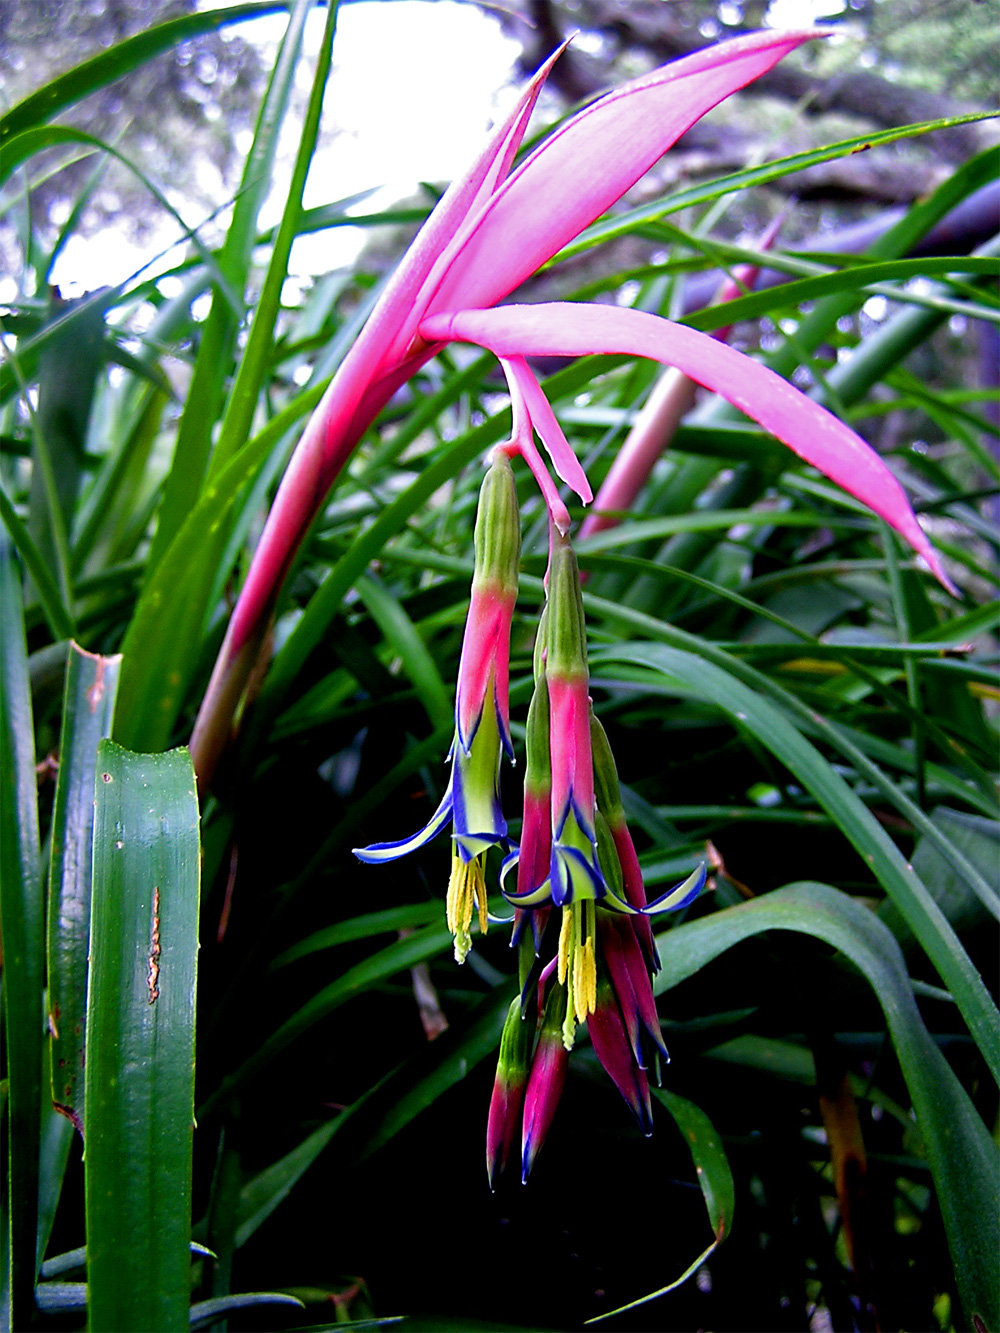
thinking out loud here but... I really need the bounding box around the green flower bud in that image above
[545,527,588,681]
[474,449,521,595]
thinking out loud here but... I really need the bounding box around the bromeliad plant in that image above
[5,7,999,1330]
[205,27,957,1181]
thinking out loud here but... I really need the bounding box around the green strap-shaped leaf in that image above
[354,574,453,733]
[85,742,200,1332]
[0,538,43,1329]
[187,1292,304,1328]
[269,901,444,970]
[590,637,1000,1086]
[208,0,340,480]
[113,377,326,750]
[46,644,121,1129]
[147,0,313,573]
[560,117,998,263]
[651,882,999,1333]
[0,479,75,643]
[656,1089,734,1243]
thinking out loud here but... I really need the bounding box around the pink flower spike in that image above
[374,40,569,367]
[579,216,785,538]
[421,303,955,592]
[422,30,828,318]
[191,30,840,791]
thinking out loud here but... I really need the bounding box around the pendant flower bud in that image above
[354,450,521,962]
[521,988,570,1183]
[486,997,535,1189]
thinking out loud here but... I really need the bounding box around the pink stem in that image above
[501,358,572,535]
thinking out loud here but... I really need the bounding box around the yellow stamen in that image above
[572,901,597,1024]
[557,905,572,985]
[558,901,598,1047]
[573,935,597,1024]
[446,853,488,964]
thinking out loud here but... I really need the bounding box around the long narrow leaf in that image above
[589,1089,734,1324]
[0,2,292,145]
[85,742,200,1332]
[208,0,339,479]
[147,0,312,572]
[0,538,43,1328]
[592,638,1000,1084]
[114,379,326,749]
[46,644,121,1130]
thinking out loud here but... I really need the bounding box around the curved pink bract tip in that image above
[420,303,955,593]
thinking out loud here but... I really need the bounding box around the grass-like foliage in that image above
[1,6,997,1332]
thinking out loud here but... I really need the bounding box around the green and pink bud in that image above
[521,988,570,1182]
[456,449,521,759]
[487,997,535,1189]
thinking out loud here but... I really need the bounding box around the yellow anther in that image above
[573,934,597,1024]
[557,905,572,985]
[446,853,488,964]
[559,901,598,1044]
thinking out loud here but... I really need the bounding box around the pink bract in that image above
[191,28,847,785]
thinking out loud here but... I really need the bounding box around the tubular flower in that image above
[486,997,534,1190]
[353,449,520,963]
[191,26,953,789]
[505,613,552,956]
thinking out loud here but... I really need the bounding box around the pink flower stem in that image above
[501,357,572,535]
